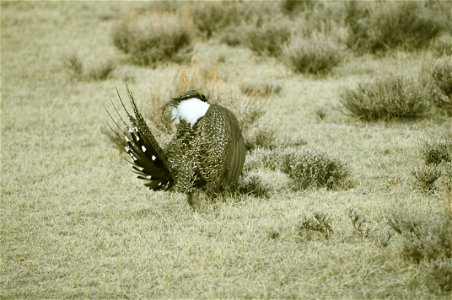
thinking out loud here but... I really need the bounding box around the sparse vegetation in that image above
[341,75,432,120]
[282,33,345,75]
[237,173,272,199]
[421,138,452,165]
[3,1,452,299]
[298,213,333,241]
[240,81,282,97]
[112,12,193,66]
[64,54,115,81]
[431,56,452,98]
[345,1,450,53]
[282,150,350,191]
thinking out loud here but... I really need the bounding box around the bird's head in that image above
[162,90,211,126]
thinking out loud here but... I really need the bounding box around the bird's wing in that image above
[194,104,245,186]
[104,84,174,190]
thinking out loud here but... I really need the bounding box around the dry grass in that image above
[2,2,452,299]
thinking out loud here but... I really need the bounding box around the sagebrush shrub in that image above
[282,32,345,74]
[431,56,452,98]
[64,54,115,81]
[387,211,451,264]
[240,81,282,97]
[237,173,272,198]
[424,259,452,293]
[298,213,333,240]
[345,1,449,53]
[431,33,452,57]
[421,139,452,165]
[282,149,350,190]
[190,2,243,38]
[243,21,291,57]
[413,165,442,192]
[244,127,276,151]
[112,12,192,66]
[340,75,432,120]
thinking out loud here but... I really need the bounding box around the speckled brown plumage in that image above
[106,87,246,208]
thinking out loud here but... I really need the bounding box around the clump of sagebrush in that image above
[112,12,192,66]
[431,56,452,98]
[64,54,115,81]
[282,32,345,75]
[345,1,449,53]
[413,165,442,192]
[220,17,291,58]
[243,21,291,57]
[387,211,451,264]
[190,2,243,39]
[387,210,452,294]
[282,149,350,191]
[64,54,83,80]
[85,60,116,81]
[414,138,452,192]
[298,212,333,241]
[244,127,276,151]
[421,138,452,165]
[240,80,282,97]
[348,208,371,238]
[424,258,452,294]
[237,173,272,199]
[280,0,315,14]
[340,75,432,120]
[431,33,452,57]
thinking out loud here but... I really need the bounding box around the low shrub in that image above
[340,75,432,120]
[413,165,442,192]
[240,80,282,97]
[421,138,452,165]
[244,21,291,57]
[244,127,276,151]
[431,33,452,57]
[111,12,192,66]
[424,259,452,294]
[282,149,350,190]
[190,2,243,39]
[345,1,449,53]
[282,32,345,74]
[237,173,272,198]
[64,54,115,81]
[298,213,333,241]
[387,211,451,264]
[431,56,452,98]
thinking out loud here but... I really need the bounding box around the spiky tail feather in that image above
[104,84,174,190]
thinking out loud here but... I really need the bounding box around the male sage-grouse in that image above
[105,85,246,208]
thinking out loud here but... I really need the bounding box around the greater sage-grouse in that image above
[105,86,246,208]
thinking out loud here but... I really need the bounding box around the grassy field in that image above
[1,1,451,298]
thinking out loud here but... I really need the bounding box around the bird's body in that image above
[105,87,245,208]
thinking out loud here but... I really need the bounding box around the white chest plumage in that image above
[172,98,210,125]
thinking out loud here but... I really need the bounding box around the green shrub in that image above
[340,75,432,120]
[112,12,192,66]
[244,21,291,57]
[346,1,449,53]
[282,149,350,190]
[282,32,345,74]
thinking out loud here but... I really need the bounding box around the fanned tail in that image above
[104,84,174,190]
